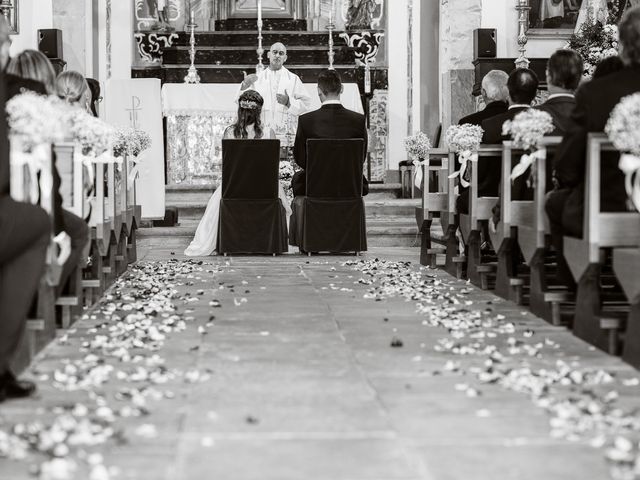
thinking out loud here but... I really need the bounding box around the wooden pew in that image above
[565,133,640,353]
[614,248,640,368]
[107,161,127,276]
[512,137,573,325]
[121,156,140,264]
[458,145,502,289]
[9,143,61,368]
[416,149,455,269]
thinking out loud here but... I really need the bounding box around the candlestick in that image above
[256,0,264,71]
[329,0,334,25]
[326,0,336,70]
[184,18,200,84]
[257,0,262,25]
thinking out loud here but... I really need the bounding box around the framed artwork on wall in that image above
[0,1,19,35]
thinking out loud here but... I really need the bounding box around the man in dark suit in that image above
[292,69,368,197]
[545,6,640,288]
[536,49,581,136]
[459,70,509,127]
[0,69,49,401]
[457,68,539,214]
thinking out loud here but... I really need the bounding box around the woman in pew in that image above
[6,53,89,297]
[0,70,48,402]
[184,90,290,256]
[56,70,92,113]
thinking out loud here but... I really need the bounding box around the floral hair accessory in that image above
[240,100,260,110]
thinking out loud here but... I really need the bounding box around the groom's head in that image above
[317,69,343,103]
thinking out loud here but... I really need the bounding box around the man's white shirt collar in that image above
[509,104,530,110]
[322,100,342,106]
[547,93,575,100]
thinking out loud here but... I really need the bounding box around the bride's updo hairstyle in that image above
[56,70,90,111]
[233,89,264,139]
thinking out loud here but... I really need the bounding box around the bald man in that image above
[239,42,312,145]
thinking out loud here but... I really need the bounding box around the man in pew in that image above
[291,69,369,197]
[536,49,582,136]
[458,70,509,127]
[545,6,640,289]
[456,68,539,215]
[0,70,48,401]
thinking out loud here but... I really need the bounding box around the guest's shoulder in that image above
[4,74,46,99]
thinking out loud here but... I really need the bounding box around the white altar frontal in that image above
[162,83,364,185]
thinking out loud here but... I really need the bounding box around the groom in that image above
[291,69,369,196]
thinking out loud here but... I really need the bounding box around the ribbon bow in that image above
[619,153,640,212]
[448,150,477,188]
[511,148,546,182]
[413,159,427,189]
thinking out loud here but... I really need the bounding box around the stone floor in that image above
[1,247,639,480]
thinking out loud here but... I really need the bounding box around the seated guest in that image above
[456,68,539,214]
[86,78,101,117]
[0,70,49,401]
[292,69,369,197]
[458,70,509,126]
[8,51,88,298]
[56,70,91,113]
[592,55,625,80]
[537,49,582,136]
[0,18,45,99]
[546,6,640,289]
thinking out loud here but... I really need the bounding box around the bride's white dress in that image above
[576,0,608,30]
[184,126,292,256]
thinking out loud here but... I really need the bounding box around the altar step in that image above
[215,18,307,32]
[171,31,337,48]
[163,45,356,67]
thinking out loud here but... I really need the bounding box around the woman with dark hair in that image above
[185,90,288,256]
[592,55,625,79]
[86,78,101,117]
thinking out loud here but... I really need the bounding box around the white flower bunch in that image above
[605,93,640,155]
[279,158,299,199]
[113,127,152,158]
[6,92,67,152]
[67,110,115,157]
[502,109,554,151]
[404,131,432,160]
[445,124,484,153]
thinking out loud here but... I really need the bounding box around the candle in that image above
[329,0,334,25]
[257,0,262,26]
[190,9,195,24]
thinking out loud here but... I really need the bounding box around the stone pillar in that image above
[419,0,439,143]
[110,0,132,79]
[439,0,482,130]
[52,0,89,74]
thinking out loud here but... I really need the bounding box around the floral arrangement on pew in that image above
[404,131,432,189]
[66,110,116,160]
[445,124,484,188]
[278,158,298,201]
[502,109,555,184]
[605,92,640,212]
[567,5,621,78]
[113,127,152,190]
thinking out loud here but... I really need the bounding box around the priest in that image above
[238,42,312,145]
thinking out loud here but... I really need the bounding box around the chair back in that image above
[306,139,365,198]
[221,139,280,199]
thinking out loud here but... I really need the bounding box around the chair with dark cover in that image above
[290,139,367,254]
[218,139,288,255]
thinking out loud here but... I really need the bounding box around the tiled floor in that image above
[0,247,637,479]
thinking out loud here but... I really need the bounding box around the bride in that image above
[184,90,291,256]
[575,0,609,30]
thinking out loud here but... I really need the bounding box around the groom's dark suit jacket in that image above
[292,103,369,196]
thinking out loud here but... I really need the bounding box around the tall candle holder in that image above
[256,0,265,72]
[515,0,531,69]
[184,13,200,84]
[327,0,336,70]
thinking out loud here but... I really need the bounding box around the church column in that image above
[387,0,411,171]
[420,0,439,141]
[52,0,89,74]
[439,0,482,130]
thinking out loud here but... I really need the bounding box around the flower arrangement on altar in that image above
[605,92,640,211]
[6,92,66,152]
[445,124,484,188]
[503,109,555,183]
[567,6,620,78]
[403,131,432,161]
[113,127,152,159]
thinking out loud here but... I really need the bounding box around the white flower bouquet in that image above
[67,110,115,158]
[404,131,432,160]
[279,158,298,200]
[6,92,67,152]
[605,92,640,211]
[568,11,620,78]
[503,109,555,182]
[446,124,484,188]
[113,127,152,159]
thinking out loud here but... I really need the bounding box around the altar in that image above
[162,83,364,185]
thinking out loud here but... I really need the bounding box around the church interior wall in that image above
[9,0,53,55]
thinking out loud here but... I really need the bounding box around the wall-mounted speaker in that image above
[37,29,63,59]
[474,28,497,59]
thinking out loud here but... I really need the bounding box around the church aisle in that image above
[0,248,637,480]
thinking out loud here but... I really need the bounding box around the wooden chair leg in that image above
[466,229,483,286]
[495,236,517,300]
[573,263,609,352]
[443,225,463,278]
[127,227,138,264]
[622,302,640,368]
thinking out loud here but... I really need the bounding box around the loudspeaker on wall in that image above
[474,28,497,59]
[37,29,63,59]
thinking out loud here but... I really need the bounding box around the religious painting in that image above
[527,0,629,33]
[227,0,292,18]
[342,0,384,30]
[134,0,181,30]
[0,1,19,35]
